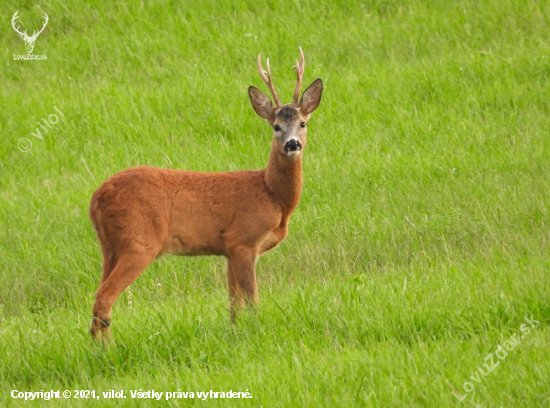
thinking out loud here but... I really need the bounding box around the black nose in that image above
[284,139,302,152]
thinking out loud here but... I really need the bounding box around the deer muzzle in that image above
[284,139,302,155]
[25,41,35,54]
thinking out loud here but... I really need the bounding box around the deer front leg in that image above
[226,246,258,322]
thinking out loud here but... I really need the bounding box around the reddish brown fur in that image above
[90,50,323,341]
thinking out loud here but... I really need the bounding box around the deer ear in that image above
[248,86,275,121]
[299,78,323,116]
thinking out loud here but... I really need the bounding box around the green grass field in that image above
[1,0,549,406]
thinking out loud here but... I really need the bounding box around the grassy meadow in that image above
[1,0,549,406]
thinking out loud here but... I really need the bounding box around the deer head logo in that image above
[11,11,49,54]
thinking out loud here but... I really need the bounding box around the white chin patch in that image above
[286,150,301,156]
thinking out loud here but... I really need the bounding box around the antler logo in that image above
[11,11,48,54]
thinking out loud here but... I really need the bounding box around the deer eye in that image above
[273,125,281,132]
[300,122,306,128]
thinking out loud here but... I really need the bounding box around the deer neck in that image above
[264,142,303,216]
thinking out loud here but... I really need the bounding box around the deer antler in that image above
[257,54,282,109]
[11,11,28,39]
[292,47,305,106]
[29,13,48,40]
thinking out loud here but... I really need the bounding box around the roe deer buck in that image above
[89,47,323,341]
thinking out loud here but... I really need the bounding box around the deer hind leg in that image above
[91,244,160,341]
[100,250,118,284]
[259,227,288,255]
[226,246,258,322]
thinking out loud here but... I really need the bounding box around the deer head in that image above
[11,11,49,54]
[249,47,323,158]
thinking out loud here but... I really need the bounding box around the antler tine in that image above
[292,46,305,106]
[11,11,28,38]
[30,13,48,40]
[257,53,282,108]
